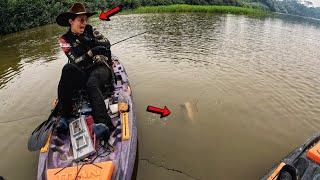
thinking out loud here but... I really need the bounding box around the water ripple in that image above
[1,13,320,180]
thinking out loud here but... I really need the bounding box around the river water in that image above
[0,13,320,180]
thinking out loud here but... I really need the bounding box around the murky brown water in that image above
[1,13,320,180]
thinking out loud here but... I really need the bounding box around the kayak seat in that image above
[293,157,308,178]
[277,164,298,180]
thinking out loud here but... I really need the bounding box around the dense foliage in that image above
[1,0,65,35]
[1,0,320,35]
[0,0,104,35]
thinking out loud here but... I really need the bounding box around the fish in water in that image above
[182,100,198,121]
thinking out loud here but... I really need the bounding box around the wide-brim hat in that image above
[56,2,97,27]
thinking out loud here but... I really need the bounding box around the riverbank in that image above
[125,4,269,16]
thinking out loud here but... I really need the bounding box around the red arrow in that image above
[99,6,122,21]
[146,106,171,118]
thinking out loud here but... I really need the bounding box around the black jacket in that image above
[58,25,111,70]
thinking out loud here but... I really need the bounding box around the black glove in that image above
[78,35,111,49]
[88,46,111,58]
[93,29,111,47]
[78,35,99,48]
[97,39,111,48]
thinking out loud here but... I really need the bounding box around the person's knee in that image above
[86,77,98,89]
[62,63,78,74]
[87,67,112,91]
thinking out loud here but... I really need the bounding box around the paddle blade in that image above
[27,118,55,151]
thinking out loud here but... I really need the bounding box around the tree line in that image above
[1,0,320,35]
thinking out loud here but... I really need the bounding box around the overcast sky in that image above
[301,0,320,7]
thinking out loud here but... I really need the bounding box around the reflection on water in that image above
[0,24,63,89]
[1,13,320,179]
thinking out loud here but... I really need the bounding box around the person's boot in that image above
[55,117,69,137]
[93,123,111,142]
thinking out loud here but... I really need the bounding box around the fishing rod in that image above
[99,6,148,47]
[111,31,148,46]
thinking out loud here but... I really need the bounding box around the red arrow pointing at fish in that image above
[146,106,171,118]
[99,6,122,21]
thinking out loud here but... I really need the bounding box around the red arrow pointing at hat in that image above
[147,106,171,118]
[99,6,121,21]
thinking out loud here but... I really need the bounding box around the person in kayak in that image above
[55,3,115,133]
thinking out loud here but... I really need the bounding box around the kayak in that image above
[261,133,320,180]
[37,56,137,180]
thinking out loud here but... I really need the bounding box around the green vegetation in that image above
[0,0,106,35]
[1,0,320,35]
[131,4,268,16]
[1,0,66,35]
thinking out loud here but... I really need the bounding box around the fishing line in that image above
[111,31,149,46]
[140,158,200,180]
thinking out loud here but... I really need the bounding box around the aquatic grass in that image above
[128,4,269,16]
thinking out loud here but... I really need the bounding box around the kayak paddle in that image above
[27,102,60,151]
